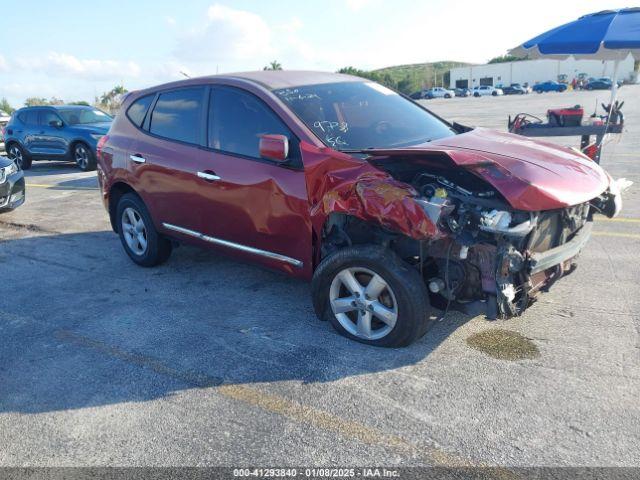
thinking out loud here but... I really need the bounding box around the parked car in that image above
[0,110,10,152]
[3,105,112,171]
[454,88,471,97]
[0,156,25,213]
[585,79,613,90]
[501,84,528,95]
[472,85,503,97]
[424,87,455,99]
[532,81,568,93]
[97,71,624,347]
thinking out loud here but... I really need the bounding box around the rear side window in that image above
[208,87,292,159]
[127,94,154,128]
[18,110,38,125]
[149,88,204,144]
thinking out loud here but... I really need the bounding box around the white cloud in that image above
[345,0,371,11]
[0,55,8,72]
[176,4,275,66]
[15,52,141,80]
[166,16,176,26]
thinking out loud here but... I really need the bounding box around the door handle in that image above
[129,154,146,164]
[197,171,221,182]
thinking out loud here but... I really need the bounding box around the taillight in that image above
[96,134,109,161]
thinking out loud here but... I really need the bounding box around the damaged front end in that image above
[379,156,627,319]
[309,140,628,320]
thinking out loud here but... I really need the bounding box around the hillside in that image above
[373,61,472,85]
[339,61,473,94]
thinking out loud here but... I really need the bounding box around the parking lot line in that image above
[53,328,513,472]
[592,231,640,239]
[596,217,640,223]
[25,183,99,191]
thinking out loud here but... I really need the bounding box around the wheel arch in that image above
[107,181,141,233]
[315,212,425,270]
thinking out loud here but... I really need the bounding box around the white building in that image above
[449,56,637,89]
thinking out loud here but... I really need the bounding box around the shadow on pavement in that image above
[0,230,473,414]
[23,161,85,177]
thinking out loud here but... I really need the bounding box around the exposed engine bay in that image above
[321,153,627,319]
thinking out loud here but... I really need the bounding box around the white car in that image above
[472,86,504,97]
[425,87,455,99]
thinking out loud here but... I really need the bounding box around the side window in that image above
[19,110,39,125]
[126,94,154,128]
[40,110,61,126]
[208,87,293,160]
[149,87,204,144]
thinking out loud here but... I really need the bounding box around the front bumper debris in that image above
[528,221,592,275]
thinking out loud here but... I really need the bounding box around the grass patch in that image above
[466,329,540,361]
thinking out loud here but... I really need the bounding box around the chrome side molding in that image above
[162,223,303,269]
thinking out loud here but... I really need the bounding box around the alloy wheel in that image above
[121,207,148,256]
[8,145,23,169]
[329,267,398,341]
[75,145,90,170]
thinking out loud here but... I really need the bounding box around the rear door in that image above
[19,110,41,153]
[191,85,311,276]
[127,86,209,235]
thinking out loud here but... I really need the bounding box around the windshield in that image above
[273,81,455,151]
[58,108,112,125]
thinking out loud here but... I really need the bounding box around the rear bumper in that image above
[0,171,26,212]
[528,221,592,275]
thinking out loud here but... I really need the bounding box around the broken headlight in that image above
[479,209,537,237]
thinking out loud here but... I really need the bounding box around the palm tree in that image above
[264,61,283,71]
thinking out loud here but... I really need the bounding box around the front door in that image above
[192,85,311,276]
[38,110,67,156]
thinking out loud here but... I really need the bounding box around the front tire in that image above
[312,245,432,347]
[7,143,32,170]
[74,143,96,171]
[116,193,172,267]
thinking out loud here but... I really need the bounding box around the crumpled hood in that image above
[371,128,610,211]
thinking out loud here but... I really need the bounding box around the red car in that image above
[97,71,624,347]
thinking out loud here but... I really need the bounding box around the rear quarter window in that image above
[126,94,154,128]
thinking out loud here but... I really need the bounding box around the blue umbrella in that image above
[509,8,640,145]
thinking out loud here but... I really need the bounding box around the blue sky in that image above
[0,0,621,106]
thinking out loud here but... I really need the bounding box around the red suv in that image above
[97,71,624,347]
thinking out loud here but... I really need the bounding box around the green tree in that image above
[24,97,50,107]
[488,54,526,64]
[97,85,129,114]
[0,97,14,114]
[263,60,283,71]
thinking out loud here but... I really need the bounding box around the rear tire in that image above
[7,143,32,170]
[116,193,172,267]
[312,245,432,347]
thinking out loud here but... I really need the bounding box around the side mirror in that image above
[259,134,289,163]
[49,120,63,128]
